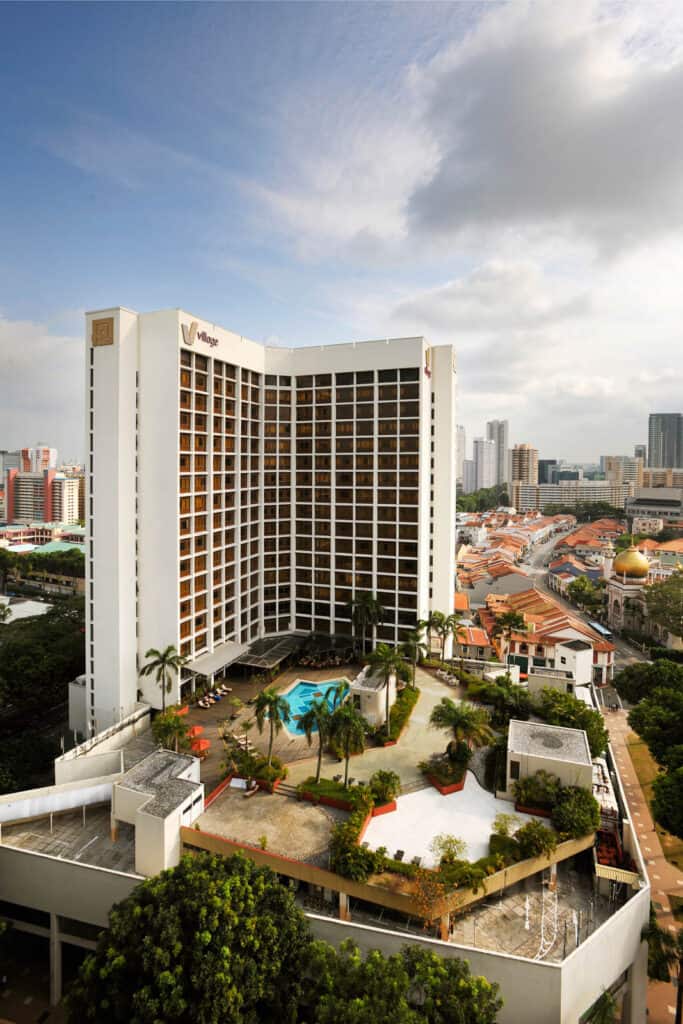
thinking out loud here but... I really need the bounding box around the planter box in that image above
[427,775,466,795]
[515,802,552,819]
[298,790,355,812]
[371,800,397,816]
[379,739,397,747]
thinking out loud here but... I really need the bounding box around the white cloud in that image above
[0,316,84,460]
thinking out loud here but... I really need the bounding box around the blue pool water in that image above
[284,679,348,734]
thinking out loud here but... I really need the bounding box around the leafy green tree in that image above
[551,787,601,838]
[645,572,683,642]
[300,698,331,784]
[429,833,468,864]
[653,767,683,839]
[367,643,405,738]
[429,698,494,757]
[300,939,502,1024]
[66,853,310,1024]
[0,548,16,593]
[140,645,188,714]
[536,688,609,757]
[614,659,683,705]
[254,686,291,767]
[347,592,385,656]
[457,484,510,513]
[491,612,526,662]
[0,602,11,624]
[151,709,190,753]
[628,687,683,766]
[400,627,427,688]
[329,703,366,788]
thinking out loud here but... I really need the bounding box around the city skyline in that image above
[1,1,683,459]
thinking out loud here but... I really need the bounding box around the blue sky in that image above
[1,1,682,460]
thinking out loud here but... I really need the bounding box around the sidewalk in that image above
[607,706,682,1022]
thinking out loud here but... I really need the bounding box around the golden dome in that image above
[613,545,649,579]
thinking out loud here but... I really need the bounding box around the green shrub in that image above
[514,820,557,859]
[329,810,386,882]
[489,833,520,863]
[297,777,372,812]
[368,770,401,805]
[513,769,562,809]
[551,786,600,838]
[375,686,419,743]
[419,752,469,786]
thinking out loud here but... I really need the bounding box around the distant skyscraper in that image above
[648,414,682,468]
[538,459,557,485]
[510,443,539,485]
[634,444,647,462]
[462,459,476,495]
[473,437,496,490]
[486,419,509,486]
[21,444,58,473]
[455,424,466,483]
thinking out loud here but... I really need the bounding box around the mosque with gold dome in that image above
[605,542,683,649]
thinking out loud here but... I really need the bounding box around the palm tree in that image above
[425,610,456,661]
[300,699,331,784]
[367,643,405,739]
[329,703,366,787]
[400,628,427,688]
[253,687,291,767]
[324,680,347,710]
[140,645,188,713]
[152,709,189,753]
[347,592,385,656]
[429,697,494,757]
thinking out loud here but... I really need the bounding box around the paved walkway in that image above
[606,706,683,1022]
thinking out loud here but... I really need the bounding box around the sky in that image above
[1,0,682,463]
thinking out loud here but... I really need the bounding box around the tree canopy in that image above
[457,485,510,513]
[628,687,683,767]
[536,688,609,757]
[67,853,503,1024]
[614,659,683,705]
[645,573,683,642]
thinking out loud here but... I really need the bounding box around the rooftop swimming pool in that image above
[283,678,348,734]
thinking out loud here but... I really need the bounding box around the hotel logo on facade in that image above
[181,321,219,348]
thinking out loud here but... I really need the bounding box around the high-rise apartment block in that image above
[461,459,476,494]
[4,469,79,524]
[473,436,496,490]
[634,444,647,462]
[604,455,644,488]
[485,419,508,486]
[510,443,539,485]
[537,458,557,485]
[648,413,683,468]
[85,307,457,732]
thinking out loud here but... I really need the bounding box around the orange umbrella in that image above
[191,738,211,753]
[188,725,204,738]
[175,706,189,716]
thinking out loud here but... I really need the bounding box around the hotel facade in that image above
[84,307,457,733]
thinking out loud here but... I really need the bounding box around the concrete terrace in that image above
[2,805,137,875]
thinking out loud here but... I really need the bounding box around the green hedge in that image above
[377,686,420,743]
[297,777,371,811]
[329,809,386,882]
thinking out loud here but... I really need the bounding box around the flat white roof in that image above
[508,719,592,766]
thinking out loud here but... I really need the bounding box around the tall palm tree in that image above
[140,645,188,713]
[347,592,385,656]
[367,643,405,739]
[253,687,291,767]
[429,697,494,757]
[424,610,446,660]
[152,709,189,753]
[324,680,347,710]
[300,699,331,784]
[329,703,366,788]
[400,628,427,689]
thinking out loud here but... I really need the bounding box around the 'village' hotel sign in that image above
[181,321,219,348]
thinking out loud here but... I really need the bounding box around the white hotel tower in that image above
[84,307,457,733]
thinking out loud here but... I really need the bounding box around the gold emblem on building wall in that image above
[92,317,114,346]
